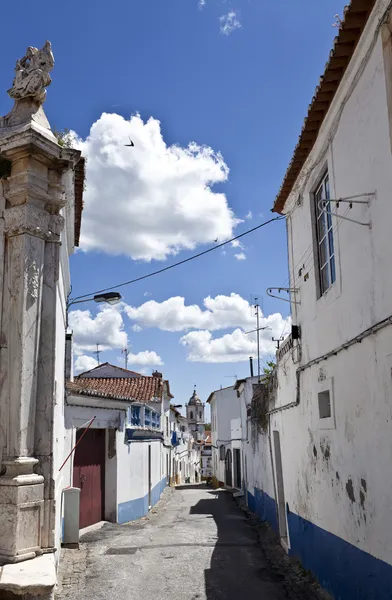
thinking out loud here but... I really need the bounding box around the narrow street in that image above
[56,486,328,600]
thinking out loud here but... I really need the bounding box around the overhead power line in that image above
[72,215,285,302]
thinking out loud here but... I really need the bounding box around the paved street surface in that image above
[56,486,329,600]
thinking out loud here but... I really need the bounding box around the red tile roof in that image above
[67,371,171,404]
[272,0,376,214]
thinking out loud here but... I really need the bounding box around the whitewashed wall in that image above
[274,2,392,598]
[235,377,277,530]
[209,386,241,486]
[53,204,76,559]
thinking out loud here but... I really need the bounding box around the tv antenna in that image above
[93,343,101,364]
[122,348,129,369]
[245,297,271,383]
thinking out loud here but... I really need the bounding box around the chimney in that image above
[249,356,254,378]
[152,370,162,378]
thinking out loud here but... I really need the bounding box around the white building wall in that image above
[53,215,75,559]
[209,386,241,486]
[235,377,277,529]
[273,3,392,598]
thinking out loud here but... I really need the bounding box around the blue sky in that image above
[0,0,345,418]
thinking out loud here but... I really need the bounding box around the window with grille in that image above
[315,172,336,295]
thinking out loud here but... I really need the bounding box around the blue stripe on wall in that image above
[287,510,392,600]
[117,477,167,524]
[247,487,278,534]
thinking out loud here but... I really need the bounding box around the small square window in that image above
[318,390,331,419]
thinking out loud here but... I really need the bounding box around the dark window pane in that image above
[326,201,333,229]
[330,255,336,284]
[320,265,329,293]
[317,212,326,240]
[319,238,328,268]
[325,176,330,200]
[328,229,335,256]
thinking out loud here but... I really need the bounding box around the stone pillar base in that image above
[0,554,56,599]
[0,458,44,565]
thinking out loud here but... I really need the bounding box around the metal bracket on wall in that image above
[266,287,300,304]
[318,192,375,228]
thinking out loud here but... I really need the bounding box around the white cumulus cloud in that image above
[75,113,239,261]
[127,351,163,366]
[69,306,127,354]
[124,293,254,332]
[132,324,143,332]
[180,312,289,363]
[74,355,98,374]
[124,293,290,337]
[234,252,247,261]
[220,10,241,36]
[69,306,163,366]
[179,329,258,363]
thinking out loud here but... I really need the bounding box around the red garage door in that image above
[73,428,105,529]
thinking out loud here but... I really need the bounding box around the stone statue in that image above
[8,41,54,104]
[0,40,56,131]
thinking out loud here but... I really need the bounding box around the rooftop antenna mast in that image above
[93,343,101,364]
[122,348,129,370]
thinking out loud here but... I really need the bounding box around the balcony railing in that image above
[277,334,293,361]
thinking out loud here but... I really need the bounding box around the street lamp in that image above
[66,291,122,326]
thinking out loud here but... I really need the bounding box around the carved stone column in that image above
[35,171,66,550]
[0,141,65,564]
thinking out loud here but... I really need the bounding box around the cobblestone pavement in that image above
[55,486,331,600]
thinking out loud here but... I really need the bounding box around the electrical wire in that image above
[71,216,285,302]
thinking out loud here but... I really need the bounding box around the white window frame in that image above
[314,171,336,296]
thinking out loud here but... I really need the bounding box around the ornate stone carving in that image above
[4,205,50,240]
[8,41,54,105]
[0,41,55,130]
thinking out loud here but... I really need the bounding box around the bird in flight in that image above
[125,137,135,147]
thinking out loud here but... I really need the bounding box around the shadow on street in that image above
[190,490,287,600]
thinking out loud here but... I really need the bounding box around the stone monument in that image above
[0,40,55,131]
[0,40,83,597]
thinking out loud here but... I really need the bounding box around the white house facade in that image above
[268,1,392,598]
[208,386,242,488]
[64,364,172,528]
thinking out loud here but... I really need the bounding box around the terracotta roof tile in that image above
[67,375,165,403]
[272,0,376,214]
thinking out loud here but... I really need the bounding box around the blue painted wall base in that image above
[118,477,167,524]
[287,509,392,600]
[246,489,392,600]
[247,487,278,534]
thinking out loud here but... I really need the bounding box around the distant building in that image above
[208,386,242,488]
[200,433,212,480]
[186,387,205,442]
[64,363,173,527]
[169,404,202,485]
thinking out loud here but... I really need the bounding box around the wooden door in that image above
[73,428,105,529]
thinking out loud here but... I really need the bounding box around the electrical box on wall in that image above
[292,325,300,340]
